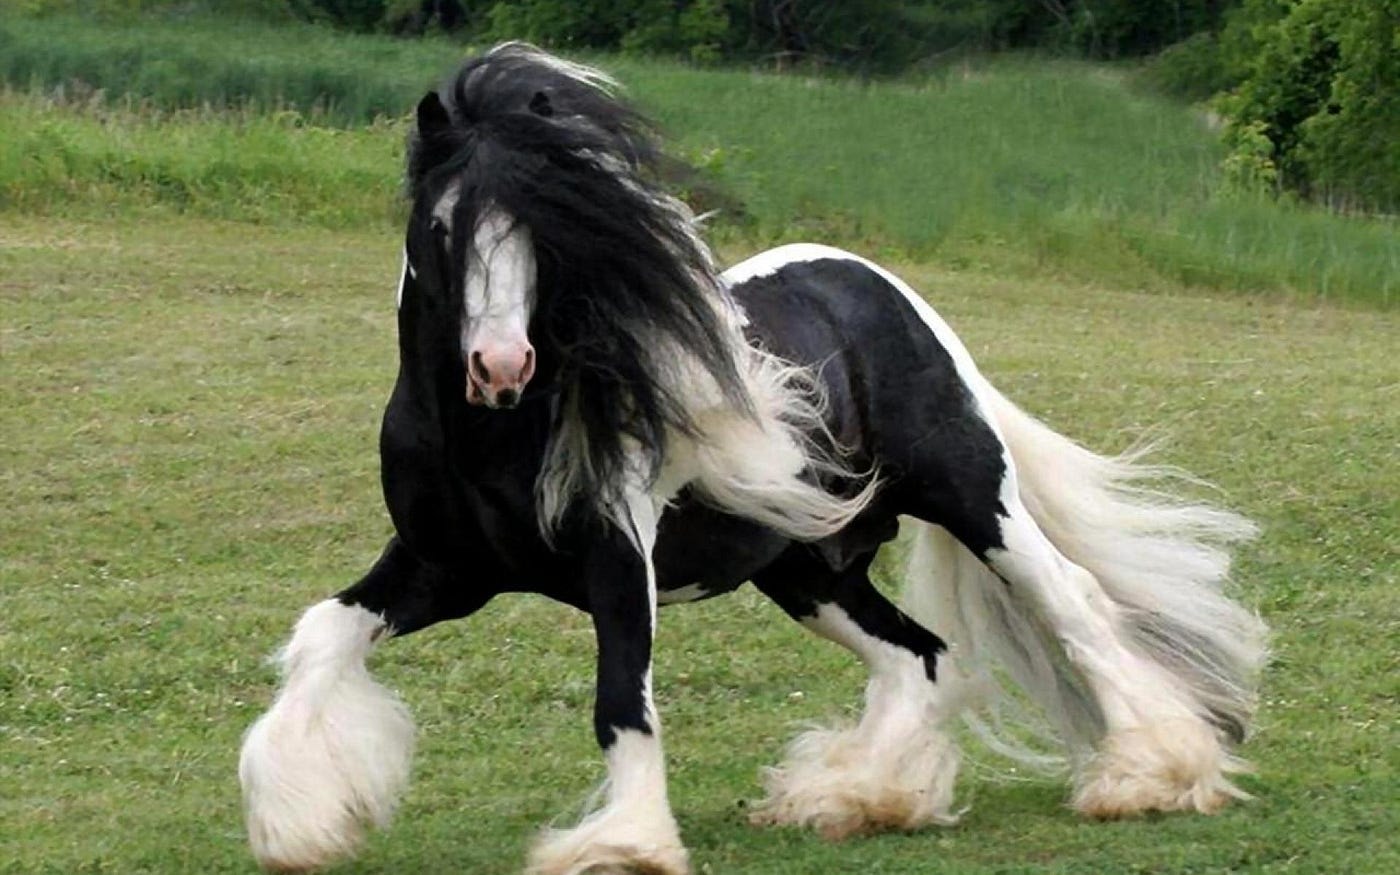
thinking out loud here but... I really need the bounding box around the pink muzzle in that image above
[466,341,536,409]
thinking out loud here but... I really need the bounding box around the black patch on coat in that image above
[728,256,1009,558]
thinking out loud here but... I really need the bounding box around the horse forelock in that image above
[403,46,757,534]
[407,44,647,199]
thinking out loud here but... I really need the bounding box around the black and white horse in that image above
[239,44,1267,874]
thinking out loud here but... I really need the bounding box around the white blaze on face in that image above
[423,189,538,407]
[460,204,538,407]
[461,207,536,355]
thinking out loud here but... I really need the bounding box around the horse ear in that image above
[528,90,553,118]
[417,91,451,137]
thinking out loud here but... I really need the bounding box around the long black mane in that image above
[407,44,753,525]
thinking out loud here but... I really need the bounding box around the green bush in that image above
[482,0,729,62]
[2,1,1252,68]
[1294,2,1400,211]
[289,0,388,31]
[1138,32,1235,101]
[621,0,729,63]
[1220,0,1400,212]
[1221,118,1280,197]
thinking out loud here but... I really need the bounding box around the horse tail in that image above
[903,385,1266,770]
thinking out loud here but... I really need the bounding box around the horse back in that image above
[726,245,1006,514]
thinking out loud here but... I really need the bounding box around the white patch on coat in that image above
[733,243,1261,815]
[723,243,996,421]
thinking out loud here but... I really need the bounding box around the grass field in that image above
[3,214,1397,874]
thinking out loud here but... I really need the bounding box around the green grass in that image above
[0,96,405,226]
[2,12,1397,305]
[0,11,465,125]
[3,215,1397,873]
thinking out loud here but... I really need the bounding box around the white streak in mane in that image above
[432,183,460,231]
[396,249,412,309]
[421,63,876,541]
[489,41,621,95]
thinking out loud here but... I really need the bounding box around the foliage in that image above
[1137,31,1235,101]
[985,0,1238,58]
[471,1,1247,71]
[481,0,729,62]
[1291,1,1400,211]
[1221,118,1280,197]
[0,0,295,17]
[1218,0,1400,212]
[289,0,391,31]
[1,1,1251,67]
[624,0,730,64]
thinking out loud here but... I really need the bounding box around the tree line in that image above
[293,1,1241,68]
[28,1,1400,212]
[274,1,1400,211]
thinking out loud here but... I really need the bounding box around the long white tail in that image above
[904,386,1267,770]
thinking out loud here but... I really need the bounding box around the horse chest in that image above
[455,468,556,575]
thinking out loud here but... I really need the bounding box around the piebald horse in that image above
[239,44,1266,874]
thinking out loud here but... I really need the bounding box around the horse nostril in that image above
[520,347,536,383]
[470,350,491,383]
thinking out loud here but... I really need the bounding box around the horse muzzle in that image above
[466,342,536,409]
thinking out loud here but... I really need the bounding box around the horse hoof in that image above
[1072,722,1251,818]
[525,801,690,875]
[750,721,962,840]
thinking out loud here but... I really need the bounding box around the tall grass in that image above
[2,13,1395,305]
[0,96,404,226]
[0,13,464,124]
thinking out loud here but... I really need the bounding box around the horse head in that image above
[399,42,758,530]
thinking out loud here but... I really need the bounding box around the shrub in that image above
[1220,0,1400,212]
[1221,118,1280,197]
[1139,32,1234,101]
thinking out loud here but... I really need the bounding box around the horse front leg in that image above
[239,537,494,873]
[527,493,690,875]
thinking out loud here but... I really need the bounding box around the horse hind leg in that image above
[983,498,1252,817]
[749,551,966,840]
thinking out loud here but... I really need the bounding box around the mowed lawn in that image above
[2,216,1396,874]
